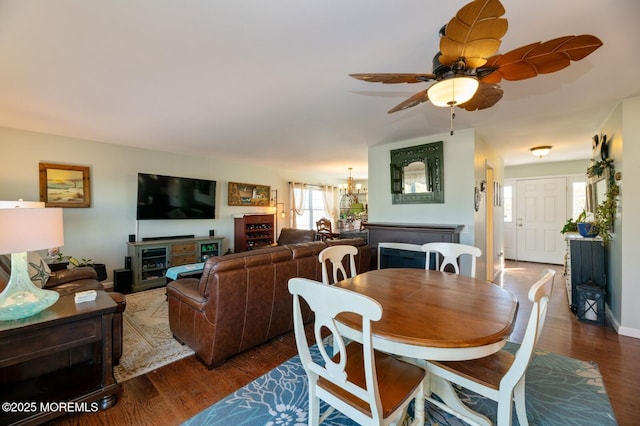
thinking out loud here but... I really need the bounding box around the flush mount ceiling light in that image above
[427,76,479,107]
[530,145,552,158]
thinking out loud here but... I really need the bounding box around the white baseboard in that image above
[607,305,640,339]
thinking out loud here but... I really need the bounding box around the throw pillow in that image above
[28,252,52,288]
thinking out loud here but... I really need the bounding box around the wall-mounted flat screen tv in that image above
[137,173,216,220]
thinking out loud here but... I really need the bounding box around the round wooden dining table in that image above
[332,268,519,425]
[333,268,519,361]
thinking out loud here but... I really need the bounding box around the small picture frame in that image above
[39,163,91,208]
[228,182,271,206]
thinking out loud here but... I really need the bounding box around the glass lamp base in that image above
[0,252,60,321]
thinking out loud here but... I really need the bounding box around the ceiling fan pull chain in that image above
[450,105,455,135]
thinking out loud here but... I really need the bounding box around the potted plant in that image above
[561,210,587,235]
[561,210,599,238]
[576,220,599,238]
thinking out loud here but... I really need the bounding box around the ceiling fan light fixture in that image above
[427,76,479,107]
[530,145,552,158]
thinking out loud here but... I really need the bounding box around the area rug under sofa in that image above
[114,287,194,382]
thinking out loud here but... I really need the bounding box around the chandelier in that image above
[339,168,366,219]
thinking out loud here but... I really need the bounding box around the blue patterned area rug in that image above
[182,342,617,426]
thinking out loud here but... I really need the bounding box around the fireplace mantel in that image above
[364,222,464,268]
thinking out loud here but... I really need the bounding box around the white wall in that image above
[590,97,640,337]
[474,135,504,280]
[368,128,501,279]
[618,97,640,336]
[368,129,475,237]
[0,127,341,283]
[505,160,590,179]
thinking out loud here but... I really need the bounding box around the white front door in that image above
[516,177,567,264]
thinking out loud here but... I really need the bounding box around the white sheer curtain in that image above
[290,182,306,228]
[322,185,338,222]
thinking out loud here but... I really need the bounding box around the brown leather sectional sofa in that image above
[166,238,370,368]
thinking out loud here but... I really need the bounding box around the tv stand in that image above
[142,234,195,241]
[127,236,224,292]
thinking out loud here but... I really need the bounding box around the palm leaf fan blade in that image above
[458,83,504,111]
[349,73,435,84]
[388,90,429,113]
[439,0,508,68]
[485,35,603,82]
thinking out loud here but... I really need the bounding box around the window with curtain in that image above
[292,185,332,230]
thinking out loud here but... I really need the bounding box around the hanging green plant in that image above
[587,158,614,179]
[587,158,619,243]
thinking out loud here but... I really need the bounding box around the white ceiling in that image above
[1,0,639,180]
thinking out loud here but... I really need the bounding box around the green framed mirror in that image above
[390,141,444,204]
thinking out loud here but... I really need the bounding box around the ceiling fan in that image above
[350,0,602,133]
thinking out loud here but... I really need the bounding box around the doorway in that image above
[514,177,567,264]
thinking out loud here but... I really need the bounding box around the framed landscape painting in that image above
[228,182,270,206]
[39,162,91,207]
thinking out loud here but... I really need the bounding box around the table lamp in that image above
[0,201,64,321]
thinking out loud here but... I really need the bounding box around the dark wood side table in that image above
[0,291,120,425]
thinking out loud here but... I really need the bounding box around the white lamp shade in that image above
[0,206,64,254]
[427,77,479,107]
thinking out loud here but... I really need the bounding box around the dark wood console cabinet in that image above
[0,291,119,425]
[564,235,606,311]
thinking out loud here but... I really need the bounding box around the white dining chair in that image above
[288,277,426,426]
[318,245,357,285]
[377,242,426,269]
[426,269,556,426]
[421,242,482,278]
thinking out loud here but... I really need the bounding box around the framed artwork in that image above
[228,182,271,206]
[39,163,91,208]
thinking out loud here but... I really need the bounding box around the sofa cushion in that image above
[45,266,98,288]
[277,228,316,245]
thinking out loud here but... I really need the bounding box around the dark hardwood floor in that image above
[54,261,639,426]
